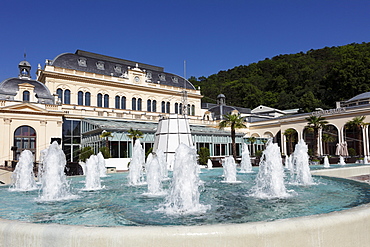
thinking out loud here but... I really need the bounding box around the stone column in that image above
[362,125,369,157]
[281,132,287,156]
[318,128,323,156]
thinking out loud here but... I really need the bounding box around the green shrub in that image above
[348,148,356,157]
[198,147,210,165]
[79,146,94,162]
[255,150,263,158]
[99,146,111,159]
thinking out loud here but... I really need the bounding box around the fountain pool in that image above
[1,168,370,227]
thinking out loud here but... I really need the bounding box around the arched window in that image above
[132,98,137,110]
[166,102,170,113]
[147,99,152,112]
[23,90,30,102]
[78,91,84,105]
[161,101,166,113]
[187,104,191,115]
[85,92,91,106]
[152,100,157,112]
[121,96,126,109]
[137,98,142,111]
[56,88,63,103]
[191,105,195,116]
[104,94,109,108]
[97,93,103,107]
[115,96,120,109]
[174,103,179,114]
[14,126,36,161]
[64,89,71,104]
[179,103,183,115]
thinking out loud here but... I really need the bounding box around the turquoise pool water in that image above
[1,168,370,227]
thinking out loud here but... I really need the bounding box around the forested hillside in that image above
[189,42,370,112]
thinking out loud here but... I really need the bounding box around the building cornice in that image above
[38,67,203,99]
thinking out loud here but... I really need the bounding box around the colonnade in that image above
[280,124,370,157]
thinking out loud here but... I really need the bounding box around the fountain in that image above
[338,155,346,165]
[251,141,289,198]
[207,159,213,169]
[162,143,210,215]
[239,143,252,173]
[97,152,107,177]
[37,148,48,184]
[9,150,37,191]
[285,154,293,171]
[38,141,75,201]
[128,139,145,185]
[323,156,330,168]
[291,139,314,185]
[156,149,169,180]
[3,141,370,246]
[222,156,240,183]
[83,155,102,190]
[364,156,369,164]
[144,153,165,196]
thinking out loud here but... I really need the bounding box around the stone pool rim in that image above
[1,165,370,247]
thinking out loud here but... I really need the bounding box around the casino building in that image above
[1,50,370,171]
[0,51,249,170]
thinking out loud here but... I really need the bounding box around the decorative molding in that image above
[3,118,12,124]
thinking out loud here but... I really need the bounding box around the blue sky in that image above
[0,0,369,80]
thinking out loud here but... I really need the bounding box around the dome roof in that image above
[207,105,238,120]
[50,50,196,90]
[346,92,370,103]
[0,77,54,104]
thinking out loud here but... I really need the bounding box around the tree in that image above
[100,130,113,148]
[127,128,144,144]
[247,136,257,156]
[345,116,368,156]
[219,113,246,160]
[322,133,336,155]
[305,116,328,158]
[283,128,297,155]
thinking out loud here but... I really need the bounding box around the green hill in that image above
[189,42,370,112]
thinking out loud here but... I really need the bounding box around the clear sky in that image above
[0,0,369,80]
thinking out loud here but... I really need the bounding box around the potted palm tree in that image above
[305,115,328,159]
[219,113,246,161]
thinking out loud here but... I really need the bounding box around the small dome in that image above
[217,94,226,99]
[18,60,31,67]
[0,78,54,104]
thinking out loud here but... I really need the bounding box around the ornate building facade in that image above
[1,50,369,172]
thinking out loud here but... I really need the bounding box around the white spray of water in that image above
[240,143,252,173]
[128,139,145,185]
[10,150,37,191]
[37,148,48,184]
[163,143,210,215]
[144,154,165,196]
[338,156,346,165]
[97,152,107,177]
[222,156,240,183]
[323,156,330,168]
[84,155,102,190]
[285,155,293,171]
[291,139,314,185]
[251,141,289,199]
[207,159,213,169]
[39,142,75,201]
[155,149,168,180]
